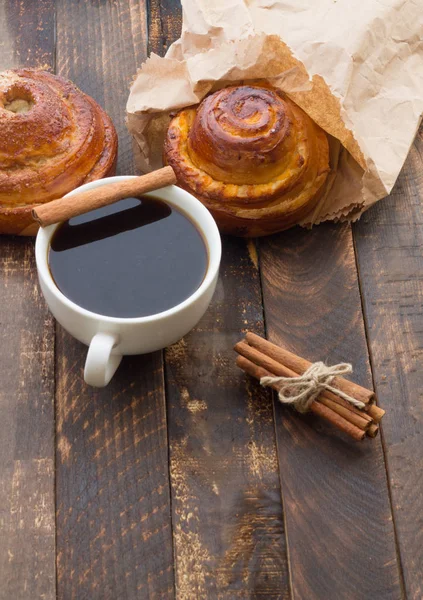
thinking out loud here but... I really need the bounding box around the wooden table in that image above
[1,2,422,599]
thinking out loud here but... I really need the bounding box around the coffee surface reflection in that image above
[49,196,208,318]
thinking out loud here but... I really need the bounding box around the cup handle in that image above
[84,332,122,387]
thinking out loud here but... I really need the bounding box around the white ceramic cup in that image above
[35,176,221,387]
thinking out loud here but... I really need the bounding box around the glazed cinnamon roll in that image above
[0,69,118,235]
[164,84,330,236]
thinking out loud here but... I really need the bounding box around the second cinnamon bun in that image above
[164,84,330,236]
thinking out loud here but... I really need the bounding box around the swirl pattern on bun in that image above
[164,84,330,236]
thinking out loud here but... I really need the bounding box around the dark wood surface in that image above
[54,2,174,598]
[260,224,401,599]
[354,127,423,600]
[165,236,289,598]
[0,1,422,599]
[0,3,56,599]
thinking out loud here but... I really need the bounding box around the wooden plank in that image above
[148,4,289,597]
[0,3,56,599]
[0,240,56,600]
[55,338,174,599]
[54,1,174,598]
[259,223,402,599]
[148,0,183,55]
[0,0,55,68]
[165,236,290,599]
[353,128,423,600]
[57,0,149,176]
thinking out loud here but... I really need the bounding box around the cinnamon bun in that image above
[164,84,329,236]
[0,69,118,235]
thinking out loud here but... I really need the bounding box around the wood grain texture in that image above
[55,333,174,599]
[259,223,402,600]
[0,241,56,600]
[55,2,174,598]
[166,237,289,599]
[148,5,289,598]
[354,127,423,600]
[0,3,56,600]
[57,0,148,176]
[0,0,56,68]
[148,0,182,55]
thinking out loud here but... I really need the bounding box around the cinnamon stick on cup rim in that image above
[32,166,177,227]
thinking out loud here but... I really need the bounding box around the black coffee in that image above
[48,196,208,318]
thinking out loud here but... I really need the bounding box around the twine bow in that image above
[260,362,366,413]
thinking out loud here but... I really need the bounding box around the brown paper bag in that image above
[127,0,423,225]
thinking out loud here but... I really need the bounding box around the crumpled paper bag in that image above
[127,0,423,226]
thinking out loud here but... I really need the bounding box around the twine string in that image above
[260,361,366,413]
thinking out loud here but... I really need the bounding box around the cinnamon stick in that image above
[311,402,366,441]
[245,332,375,406]
[367,423,379,438]
[366,404,385,423]
[32,166,177,227]
[234,342,370,433]
[321,388,373,424]
[236,356,366,441]
[234,341,298,381]
[235,341,370,426]
[240,335,384,427]
[317,395,371,431]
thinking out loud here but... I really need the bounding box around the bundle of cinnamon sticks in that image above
[235,332,385,441]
